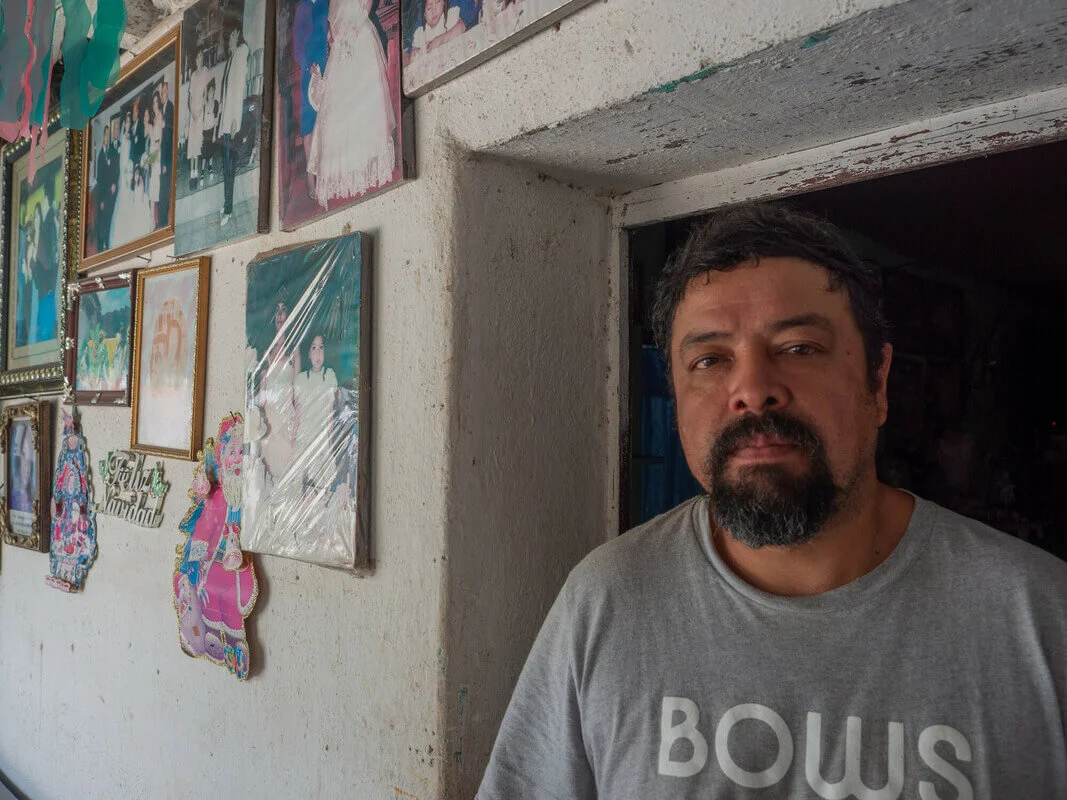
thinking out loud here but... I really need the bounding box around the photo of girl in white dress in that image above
[306,0,397,208]
[293,333,339,492]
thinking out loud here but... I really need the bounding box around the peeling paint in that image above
[648,63,726,94]
[800,30,833,49]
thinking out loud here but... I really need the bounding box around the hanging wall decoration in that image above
[242,233,371,570]
[46,408,97,591]
[64,271,135,406]
[130,256,209,460]
[0,110,79,398]
[275,0,413,230]
[175,0,275,255]
[98,449,169,527]
[0,399,52,551]
[174,413,258,679]
[77,26,180,271]
[400,0,596,96]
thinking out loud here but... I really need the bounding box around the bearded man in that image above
[478,203,1067,799]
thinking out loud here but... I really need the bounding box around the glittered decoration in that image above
[46,409,97,592]
[174,414,258,680]
[58,0,125,130]
[98,450,169,527]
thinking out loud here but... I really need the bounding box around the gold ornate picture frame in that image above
[0,399,52,551]
[130,256,209,460]
[77,25,182,272]
[0,109,80,398]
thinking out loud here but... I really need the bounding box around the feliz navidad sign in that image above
[98,450,169,527]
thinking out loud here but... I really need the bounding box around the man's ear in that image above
[874,343,893,426]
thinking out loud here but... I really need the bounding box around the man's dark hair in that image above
[650,202,891,391]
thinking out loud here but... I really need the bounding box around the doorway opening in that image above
[625,140,1067,561]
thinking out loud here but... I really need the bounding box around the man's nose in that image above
[728,351,790,414]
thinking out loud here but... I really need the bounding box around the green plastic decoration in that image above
[58,0,125,129]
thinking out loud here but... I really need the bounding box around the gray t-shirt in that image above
[478,495,1067,799]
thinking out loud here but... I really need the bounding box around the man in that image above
[157,80,175,227]
[31,196,59,342]
[478,204,1067,798]
[218,28,249,227]
[95,123,119,253]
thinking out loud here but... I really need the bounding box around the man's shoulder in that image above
[921,498,1067,593]
[565,497,704,597]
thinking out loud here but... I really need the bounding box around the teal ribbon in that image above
[59,0,125,129]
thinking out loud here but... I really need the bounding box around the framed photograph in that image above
[130,256,210,460]
[0,400,52,552]
[400,0,596,96]
[0,111,79,398]
[175,0,275,255]
[275,0,413,230]
[78,26,181,271]
[64,272,136,406]
[242,233,371,570]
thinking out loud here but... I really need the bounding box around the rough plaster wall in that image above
[434,0,910,152]
[0,32,455,800]
[441,156,611,797]
[488,0,1067,189]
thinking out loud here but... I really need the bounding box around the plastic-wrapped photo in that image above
[243,233,370,570]
[275,0,411,230]
[401,0,595,95]
[175,0,273,254]
[81,30,179,270]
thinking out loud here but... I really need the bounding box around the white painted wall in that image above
[21,0,1052,798]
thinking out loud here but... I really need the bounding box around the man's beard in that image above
[703,410,840,549]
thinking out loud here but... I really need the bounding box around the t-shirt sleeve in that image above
[477,579,595,799]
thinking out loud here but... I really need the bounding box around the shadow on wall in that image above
[442,153,613,796]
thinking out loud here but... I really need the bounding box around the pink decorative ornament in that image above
[173,413,258,679]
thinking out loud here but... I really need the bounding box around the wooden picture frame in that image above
[0,110,80,398]
[77,26,182,272]
[64,272,137,406]
[0,399,52,551]
[130,256,209,460]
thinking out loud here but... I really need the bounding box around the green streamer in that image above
[0,0,31,123]
[59,0,125,129]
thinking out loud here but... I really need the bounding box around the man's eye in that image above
[692,355,723,370]
[784,344,818,356]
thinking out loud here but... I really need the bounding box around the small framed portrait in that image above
[175,0,275,255]
[78,26,181,271]
[275,0,412,230]
[64,272,136,406]
[242,233,371,570]
[0,399,52,552]
[130,257,210,460]
[0,111,79,398]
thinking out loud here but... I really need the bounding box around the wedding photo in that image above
[81,32,180,269]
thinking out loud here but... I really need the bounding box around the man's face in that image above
[229,31,239,54]
[669,257,891,547]
[162,81,169,104]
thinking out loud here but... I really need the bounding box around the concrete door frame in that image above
[607,85,1067,534]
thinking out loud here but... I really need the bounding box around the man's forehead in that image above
[680,260,843,317]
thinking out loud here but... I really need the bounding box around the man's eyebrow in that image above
[678,330,729,352]
[767,313,834,335]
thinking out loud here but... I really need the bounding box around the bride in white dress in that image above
[306,0,396,207]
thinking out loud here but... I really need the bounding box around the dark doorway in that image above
[625,140,1067,560]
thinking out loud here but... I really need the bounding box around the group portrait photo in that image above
[176,0,272,255]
